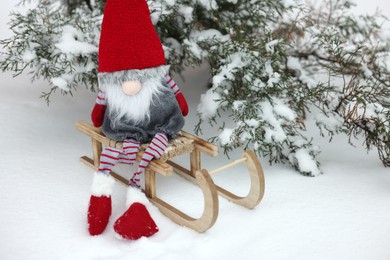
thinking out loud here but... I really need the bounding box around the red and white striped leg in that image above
[129,133,168,188]
[98,147,121,174]
[120,139,140,165]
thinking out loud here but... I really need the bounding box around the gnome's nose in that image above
[122,80,141,96]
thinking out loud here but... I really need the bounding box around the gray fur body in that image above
[102,88,185,143]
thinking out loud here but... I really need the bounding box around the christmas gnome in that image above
[87,0,188,240]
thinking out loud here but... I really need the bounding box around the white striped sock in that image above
[95,89,107,105]
[130,133,168,188]
[164,75,181,96]
[98,147,121,175]
[121,139,140,165]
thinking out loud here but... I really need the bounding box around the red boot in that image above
[87,172,116,236]
[114,187,158,240]
[88,195,112,235]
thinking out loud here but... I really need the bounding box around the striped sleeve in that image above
[95,89,107,105]
[164,74,181,96]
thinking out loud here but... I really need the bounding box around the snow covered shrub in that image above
[1,0,389,175]
[0,0,101,100]
[288,0,390,169]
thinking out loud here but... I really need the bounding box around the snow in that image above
[212,52,248,87]
[197,89,221,120]
[282,0,296,8]
[178,5,193,23]
[2,1,390,260]
[219,128,234,145]
[264,61,281,86]
[185,29,230,61]
[233,100,245,111]
[183,39,203,59]
[376,53,390,72]
[149,0,173,24]
[286,56,302,71]
[163,0,176,6]
[197,0,218,11]
[287,56,321,88]
[22,50,37,63]
[273,98,296,121]
[316,113,344,132]
[291,148,321,176]
[184,29,229,60]
[265,39,281,53]
[190,29,229,42]
[1,70,390,259]
[163,37,182,54]
[50,76,70,91]
[55,25,98,55]
[260,100,289,143]
[245,119,260,128]
[361,63,373,78]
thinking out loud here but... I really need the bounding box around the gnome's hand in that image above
[91,104,106,127]
[91,89,107,127]
[175,92,189,117]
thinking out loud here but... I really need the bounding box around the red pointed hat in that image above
[98,0,166,73]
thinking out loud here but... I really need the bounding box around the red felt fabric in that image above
[114,202,159,240]
[98,0,166,73]
[175,92,189,116]
[91,103,106,127]
[88,195,112,236]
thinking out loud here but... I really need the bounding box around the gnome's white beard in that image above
[106,78,165,127]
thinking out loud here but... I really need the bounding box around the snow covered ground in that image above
[1,1,390,260]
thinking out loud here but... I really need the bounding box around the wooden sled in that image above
[76,120,265,233]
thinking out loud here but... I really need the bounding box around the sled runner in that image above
[76,120,265,232]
